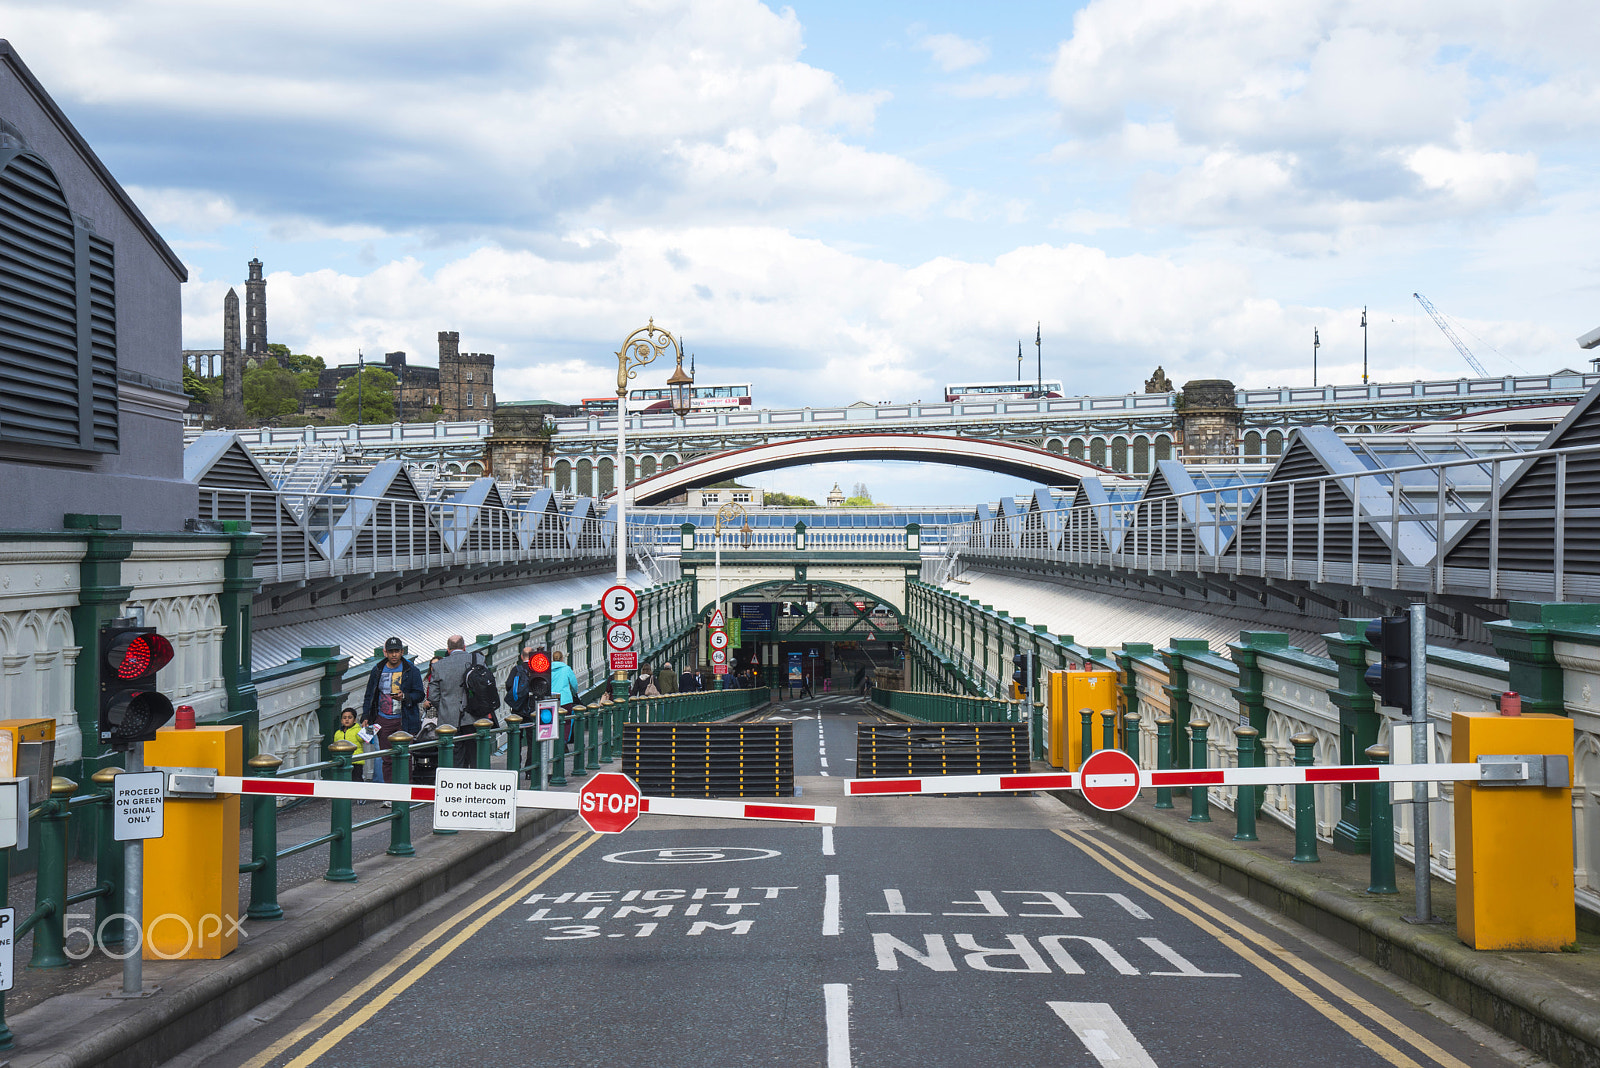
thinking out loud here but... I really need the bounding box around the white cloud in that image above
[913,31,991,72]
[947,73,1034,100]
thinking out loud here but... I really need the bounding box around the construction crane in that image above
[1414,292,1489,377]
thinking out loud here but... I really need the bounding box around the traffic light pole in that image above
[122,742,146,997]
[1407,601,1434,924]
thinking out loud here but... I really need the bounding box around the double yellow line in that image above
[1054,828,1472,1068]
[243,830,601,1068]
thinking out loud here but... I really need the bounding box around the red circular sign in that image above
[578,771,643,833]
[1079,748,1142,812]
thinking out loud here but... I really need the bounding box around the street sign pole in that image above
[123,741,143,998]
[1408,600,1434,924]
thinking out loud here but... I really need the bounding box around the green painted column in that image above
[1158,639,1210,776]
[302,646,352,760]
[1291,733,1320,863]
[64,514,133,770]
[1364,744,1397,894]
[1485,602,1600,716]
[215,521,263,748]
[1322,619,1382,854]
[1226,631,1287,817]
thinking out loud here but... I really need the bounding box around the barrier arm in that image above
[166,772,836,825]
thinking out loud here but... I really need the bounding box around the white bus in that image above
[583,383,754,414]
[945,380,1065,402]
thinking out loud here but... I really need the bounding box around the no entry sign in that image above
[1078,749,1142,812]
[579,771,643,833]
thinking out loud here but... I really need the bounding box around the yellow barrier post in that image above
[1046,671,1067,768]
[1065,671,1117,770]
[1452,708,1575,951]
[143,725,243,960]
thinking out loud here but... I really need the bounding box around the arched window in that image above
[1132,436,1150,474]
[1154,435,1172,462]
[1266,429,1283,455]
[1090,439,1107,466]
[0,133,118,452]
[554,460,571,493]
[1069,439,1085,460]
[1243,432,1261,457]
[1111,438,1128,472]
[1047,439,1064,455]
[598,458,614,495]
[641,456,657,477]
[663,454,679,469]
[576,459,593,494]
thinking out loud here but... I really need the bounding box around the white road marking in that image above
[824,874,841,936]
[821,758,829,768]
[824,984,852,1068]
[822,826,835,856]
[1048,1002,1160,1067]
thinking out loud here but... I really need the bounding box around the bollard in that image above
[1365,744,1397,894]
[1291,732,1320,863]
[326,740,358,882]
[475,719,495,770]
[602,702,617,764]
[570,707,589,778]
[91,767,126,947]
[504,716,523,782]
[434,726,458,835]
[244,754,285,919]
[1232,726,1258,842]
[1080,709,1095,764]
[387,732,416,858]
[587,706,602,770]
[1154,717,1174,809]
[1123,713,1141,763]
[1187,721,1212,823]
[1102,709,1118,753]
[548,713,567,787]
[28,777,77,968]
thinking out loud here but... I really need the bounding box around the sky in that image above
[7,0,1600,505]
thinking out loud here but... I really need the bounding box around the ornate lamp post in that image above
[611,320,687,583]
[712,502,751,690]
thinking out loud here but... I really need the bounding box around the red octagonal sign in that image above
[1079,748,1142,812]
[579,771,643,833]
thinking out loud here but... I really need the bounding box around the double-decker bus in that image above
[945,380,1065,402]
[581,383,754,414]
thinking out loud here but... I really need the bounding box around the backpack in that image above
[463,654,502,724]
[504,663,532,715]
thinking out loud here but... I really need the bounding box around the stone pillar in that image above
[222,288,243,406]
[1177,379,1240,461]
[485,408,551,488]
[244,258,268,359]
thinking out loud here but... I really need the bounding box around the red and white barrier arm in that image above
[202,776,836,825]
[844,762,1483,798]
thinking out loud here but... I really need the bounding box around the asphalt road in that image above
[167,701,1542,1068]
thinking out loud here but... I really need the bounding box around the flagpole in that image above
[1035,321,1042,397]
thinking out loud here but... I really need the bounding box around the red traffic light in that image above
[528,651,551,673]
[107,632,174,679]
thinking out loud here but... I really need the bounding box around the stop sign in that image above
[578,771,643,833]
[1079,748,1142,812]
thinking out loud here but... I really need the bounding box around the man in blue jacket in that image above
[361,637,425,782]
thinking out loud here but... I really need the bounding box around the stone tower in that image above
[437,330,495,420]
[1176,379,1240,461]
[244,258,267,359]
[222,287,243,405]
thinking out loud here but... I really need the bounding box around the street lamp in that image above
[668,340,694,418]
[611,319,684,583]
[712,502,751,690]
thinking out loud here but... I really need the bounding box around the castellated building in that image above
[436,331,495,419]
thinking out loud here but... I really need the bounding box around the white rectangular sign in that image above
[0,906,13,992]
[433,768,518,832]
[0,780,26,851]
[113,771,166,841]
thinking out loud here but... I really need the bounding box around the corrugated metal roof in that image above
[943,570,1327,657]
[252,569,655,671]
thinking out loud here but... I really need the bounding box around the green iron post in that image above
[0,847,11,1047]
[475,719,494,770]
[1365,744,1398,894]
[245,754,284,919]
[548,712,567,787]
[1291,733,1320,863]
[1123,713,1141,762]
[587,707,602,770]
[1101,709,1117,753]
[326,741,357,882]
[30,777,77,968]
[570,707,588,778]
[388,732,416,858]
[434,725,458,834]
[1233,726,1258,841]
[1081,709,1094,761]
[504,717,523,782]
[1154,717,1174,809]
[91,768,125,947]
[1187,721,1212,823]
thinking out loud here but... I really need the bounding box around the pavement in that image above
[3,696,1595,1068]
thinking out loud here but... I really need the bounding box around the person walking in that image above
[362,637,425,783]
[549,649,579,747]
[656,662,679,695]
[630,668,653,698]
[425,635,477,768]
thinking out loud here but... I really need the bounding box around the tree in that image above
[267,343,325,391]
[182,364,213,406]
[763,491,817,507]
[243,358,302,420]
[851,482,871,500]
[336,366,398,424]
[843,482,875,507]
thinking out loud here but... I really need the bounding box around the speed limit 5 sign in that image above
[601,585,639,623]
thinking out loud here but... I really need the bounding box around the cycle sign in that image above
[606,623,636,651]
[602,585,638,623]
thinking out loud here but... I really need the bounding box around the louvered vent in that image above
[1231,441,1389,561]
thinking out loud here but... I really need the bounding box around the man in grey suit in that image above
[424,635,476,767]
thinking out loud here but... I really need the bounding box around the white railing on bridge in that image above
[944,438,1600,602]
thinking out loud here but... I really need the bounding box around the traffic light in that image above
[1012,652,1033,701]
[99,621,175,749]
[527,648,552,700]
[1364,615,1412,710]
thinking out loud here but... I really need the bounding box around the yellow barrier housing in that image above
[143,725,244,960]
[1452,710,1575,951]
[1047,671,1118,770]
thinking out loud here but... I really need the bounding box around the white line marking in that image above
[820,757,829,768]
[824,984,852,1068]
[824,874,841,936]
[1048,1002,1160,1067]
[822,825,835,856]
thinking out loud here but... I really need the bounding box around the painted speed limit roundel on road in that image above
[709,629,729,650]
[606,623,636,651]
[602,585,639,623]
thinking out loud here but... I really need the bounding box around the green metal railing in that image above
[869,687,1024,724]
[621,687,768,725]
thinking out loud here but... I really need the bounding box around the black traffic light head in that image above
[527,648,552,699]
[1363,615,1412,710]
[99,622,176,750]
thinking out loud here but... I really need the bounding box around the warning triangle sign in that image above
[708,609,726,629]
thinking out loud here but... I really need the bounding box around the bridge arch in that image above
[624,433,1111,505]
[700,578,906,621]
